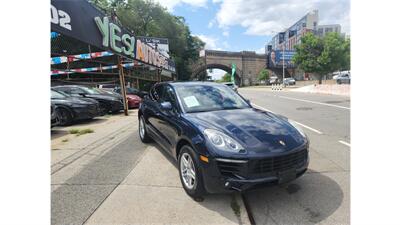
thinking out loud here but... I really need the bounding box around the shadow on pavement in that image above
[244,169,345,225]
[50,129,69,140]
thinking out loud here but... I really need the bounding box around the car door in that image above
[144,84,170,145]
[157,85,181,152]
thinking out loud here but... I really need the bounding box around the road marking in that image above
[251,103,275,113]
[292,121,323,134]
[339,140,351,147]
[251,103,323,135]
[278,96,350,110]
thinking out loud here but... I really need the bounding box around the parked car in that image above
[267,76,279,85]
[138,82,309,199]
[113,87,143,108]
[53,85,123,114]
[51,90,101,125]
[96,88,124,101]
[283,77,296,86]
[222,82,238,92]
[114,86,148,98]
[334,73,351,84]
[51,103,60,127]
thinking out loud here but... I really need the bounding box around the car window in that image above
[70,87,85,94]
[56,87,70,94]
[162,86,178,109]
[51,90,67,99]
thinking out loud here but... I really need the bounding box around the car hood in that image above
[127,94,141,100]
[184,108,306,153]
[85,94,120,101]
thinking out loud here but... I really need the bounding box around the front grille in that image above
[216,149,308,178]
[252,149,307,174]
[216,161,244,176]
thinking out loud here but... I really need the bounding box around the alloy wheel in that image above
[180,152,196,189]
[139,117,145,139]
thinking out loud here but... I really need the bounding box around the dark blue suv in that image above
[138,82,309,199]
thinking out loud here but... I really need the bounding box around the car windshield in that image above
[81,86,101,94]
[51,90,67,99]
[175,84,250,113]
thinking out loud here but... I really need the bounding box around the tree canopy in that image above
[90,0,205,80]
[257,68,269,81]
[293,32,350,84]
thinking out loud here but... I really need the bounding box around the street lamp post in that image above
[282,46,285,87]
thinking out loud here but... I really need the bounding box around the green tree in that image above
[293,32,350,84]
[220,73,231,82]
[257,69,269,82]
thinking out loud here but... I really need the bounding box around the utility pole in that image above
[282,43,285,87]
[118,56,129,116]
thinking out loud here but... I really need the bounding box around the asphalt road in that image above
[239,88,350,225]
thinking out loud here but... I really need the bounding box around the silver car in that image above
[335,73,351,84]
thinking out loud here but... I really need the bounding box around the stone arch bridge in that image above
[192,50,267,86]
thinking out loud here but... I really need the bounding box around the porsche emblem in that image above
[279,140,286,146]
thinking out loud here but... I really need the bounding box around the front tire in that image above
[139,115,152,143]
[178,145,206,200]
[57,107,73,126]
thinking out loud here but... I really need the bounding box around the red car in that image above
[126,94,141,108]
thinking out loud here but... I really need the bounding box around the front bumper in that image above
[200,148,309,193]
[128,99,140,108]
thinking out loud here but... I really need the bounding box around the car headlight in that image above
[204,129,244,153]
[288,119,307,138]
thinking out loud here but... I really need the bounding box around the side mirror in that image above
[245,99,251,104]
[160,101,172,110]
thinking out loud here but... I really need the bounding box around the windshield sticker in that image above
[183,96,200,108]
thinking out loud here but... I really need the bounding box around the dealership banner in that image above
[51,0,175,72]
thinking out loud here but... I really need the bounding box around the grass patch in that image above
[69,129,80,134]
[76,128,94,136]
[62,139,69,142]
[69,128,94,136]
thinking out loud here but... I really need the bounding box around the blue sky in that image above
[154,0,350,79]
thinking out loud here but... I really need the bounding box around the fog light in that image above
[225,182,230,187]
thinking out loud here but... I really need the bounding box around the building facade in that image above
[266,10,344,80]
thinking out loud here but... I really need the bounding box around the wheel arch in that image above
[175,138,194,160]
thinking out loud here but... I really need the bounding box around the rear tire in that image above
[139,115,152,143]
[178,145,206,200]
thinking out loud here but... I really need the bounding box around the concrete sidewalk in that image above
[51,110,250,225]
[51,110,138,174]
[85,145,250,225]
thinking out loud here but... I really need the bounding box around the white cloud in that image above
[222,30,229,37]
[255,46,265,54]
[195,34,223,50]
[215,0,350,35]
[208,20,214,28]
[154,0,207,12]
